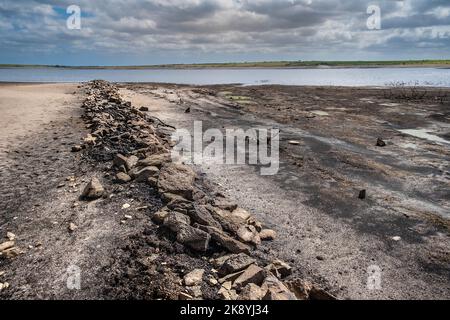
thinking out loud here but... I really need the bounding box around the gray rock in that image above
[152,208,170,224]
[261,276,297,300]
[158,163,196,200]
[137,153,171,168]
[236,225,261,246]
[163,212,191,232]
[134,166,160,182]
[233,264,266,289]
[259,229,276,241]
[188,204,222,230]
[115,172,131,183]
[218,253,256,276]
[238,283,266,300]
[113,154,129,169]
[176,225,211,252]
[198,225,250,254]
[184,269,205,286]
[266,259,292,279]
[81,177,104,200]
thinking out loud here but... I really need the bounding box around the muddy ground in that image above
[0,82,449,300]
[120,83,450,300]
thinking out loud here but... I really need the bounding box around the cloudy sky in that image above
[0,0,449,65]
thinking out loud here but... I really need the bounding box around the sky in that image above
[0,0,449,65]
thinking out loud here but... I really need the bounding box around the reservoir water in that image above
[0,67,449,87]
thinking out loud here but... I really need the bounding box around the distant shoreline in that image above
[1,60,450,70]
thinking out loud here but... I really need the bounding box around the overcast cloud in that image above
[0,0,449,65]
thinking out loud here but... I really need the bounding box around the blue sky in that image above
[0,0,449,66]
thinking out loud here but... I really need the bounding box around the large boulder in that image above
[158,163,196,200]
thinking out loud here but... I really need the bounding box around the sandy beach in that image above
[0,82,449,300]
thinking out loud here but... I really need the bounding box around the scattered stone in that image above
[115,172,132,183]
[0,282,10,292]
[288,140,301,145]
[214,198,238,212]
[316,255,325,261]
[139,106,149,112]
[218,270,246,284]
[261,275,297,300]
[0,241,15,252]
[81,177,104,200]
[83,134,97,145]
[68,223,78,232]
[71,145,83,152]
[184,269,205,286]
[6,232,16,241]
[188,205,222,230]
[152,208,170,224]
[233,264,266,289]
[201,226,250,254]
[134,166,160,182]
[163,212,191,232]
[218,253,256,276]
[137,153,171,168]
[236,225,261,246]
[113,154,128,169]
[392,236,401,241]
[127,155,139,170]
[188,285,202,298]
[231,207,251,221]
[178,292,194,300]
[124,215,133,220]
[158,163,196,200]
[358,189,366,200]
[218,286,238,300]
[176,225,211,252]
[122,203,131,210]
[259,229,276,241]
[238,283,266,300]
[266,259,292,279]
[208,277,218,286]
[376,138,386,147]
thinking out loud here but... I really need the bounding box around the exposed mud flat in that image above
[0,82,331,300]
[120,83,450,299]
[1,82,449,300]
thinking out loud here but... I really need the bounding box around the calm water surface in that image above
[0,67,449,87]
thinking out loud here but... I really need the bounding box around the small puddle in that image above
[398,129,450,145]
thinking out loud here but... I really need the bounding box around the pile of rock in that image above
[78,81,334,300]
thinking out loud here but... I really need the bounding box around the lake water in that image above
[0,67,449,87]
